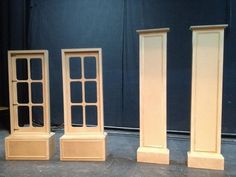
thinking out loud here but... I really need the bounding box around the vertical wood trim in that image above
[81,57,86,128]
[163,32,167,148]
[138,29,169,149]
[44,51,50,133]
[98,49,104,133]
[8,52,14,133]
[139,34,143,147]
[61,50,69,133]
[190,26,227,154]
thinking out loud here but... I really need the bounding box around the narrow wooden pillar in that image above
[188,24,228,170]
[137,28,169,164]
[60,48,106,161]
[5,50,55,160]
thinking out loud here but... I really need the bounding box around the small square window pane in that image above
[85,106,97,127]
[30,58,42,80]
[18,106,30,127]
[31,83,43,103]
[70,57,81,79]
[71,106,83,127]
[32,106,44,127]
[70,82,82,103]
[85,81,97,103]
[16,59,28,80]
[17,83,29,103]
[84,57,96,79]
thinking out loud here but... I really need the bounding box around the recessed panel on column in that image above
[188,24,227,170]
[5,50,55,160]
[137,28,169,165]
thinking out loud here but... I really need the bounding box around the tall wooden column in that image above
[137,28,169,164]
[60,48,106,161]
[5,50,55,160]
[188,25,228,170]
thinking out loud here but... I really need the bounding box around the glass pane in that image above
[71,106,83,127]
[84,57,96,79]
[17,83,29,103]
[16,59,28,80]
[32,106,44,127]
[31,83,43,103]
[85,81,97,103]
[70,57,81,79]
[30,58,42,80]
[70,82,82,103]
[85,106,97,127]
[18,106,30,127]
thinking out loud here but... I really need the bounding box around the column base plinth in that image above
[187,151,224,170]
[137,147,169,165]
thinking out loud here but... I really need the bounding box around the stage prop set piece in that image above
[2,24,229,170]
[5,50,55,160]
[187,24,228,170]
[60,48,107,161]
[136,28,170,165]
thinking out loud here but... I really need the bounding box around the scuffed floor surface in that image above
[0,130,236,177]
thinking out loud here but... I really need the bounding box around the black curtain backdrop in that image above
[0,0,28,107]
[1,0,236,134]
[0,0,9,107]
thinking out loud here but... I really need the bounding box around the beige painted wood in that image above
[60,48,106,161]
[137,28,169,165]
[5,133,55,160]
[5,50,55,160]
[60,133,107,161]
[188,24,228,170]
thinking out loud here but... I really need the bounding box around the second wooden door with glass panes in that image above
[62,49,104,134]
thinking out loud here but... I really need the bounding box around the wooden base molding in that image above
[5,133,55,160]
[137,147,169,165]
[187,152,224,170]
[60,133,107,161]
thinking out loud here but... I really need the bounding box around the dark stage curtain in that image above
[2,0,236,133]
[0,0,9,107]
[0,0,29,107]
[0,0,29,129]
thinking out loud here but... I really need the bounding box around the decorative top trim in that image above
[61,48,102,53]
[190,24,228,31]
[8,50,48,54]
[137,28,170,34]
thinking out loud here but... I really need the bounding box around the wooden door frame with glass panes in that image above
[5,50,55,160]
[60,48,107,161]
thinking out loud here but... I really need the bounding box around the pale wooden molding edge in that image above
[137,28,170,34]
[190,24,228,30]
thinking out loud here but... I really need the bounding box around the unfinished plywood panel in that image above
[188,24,227,170]
[137,28,169,165]
[5,50,55,160]
[60,48,106,161]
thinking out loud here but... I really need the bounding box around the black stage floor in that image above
[0,130,236,177]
